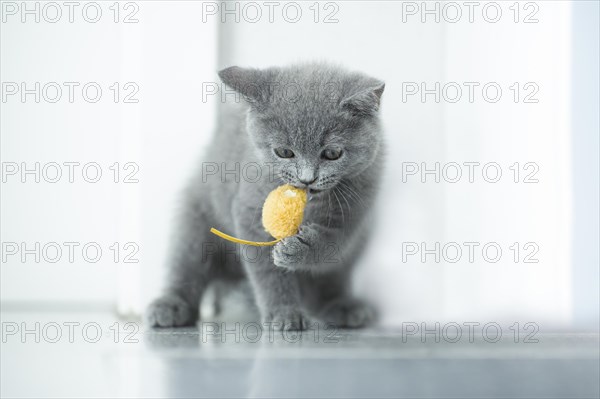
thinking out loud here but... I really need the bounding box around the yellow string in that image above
[210,228,281,247]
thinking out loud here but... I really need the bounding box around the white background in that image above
[1,1,598,329]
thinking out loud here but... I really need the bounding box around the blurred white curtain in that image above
[571,0,600,329]
[1,8,124,305]
[117,3,218,315]
[0,1,217,311]
[437,4,572,326]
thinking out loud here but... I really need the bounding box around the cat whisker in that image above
[339,181,367,209]
[326,191,332,228]
[337,185,352,215]
[332,187,346,229]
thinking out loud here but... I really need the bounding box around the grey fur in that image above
[147,63,385,330]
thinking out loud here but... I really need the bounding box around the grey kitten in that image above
[147,63,385,330]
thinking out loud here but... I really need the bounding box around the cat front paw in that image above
[273,224,319,269]
[263,306,310,331]
[319,298,376,329]
[146,294,197,328]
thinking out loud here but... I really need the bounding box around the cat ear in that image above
[341,82,385,116]
[218,66,274,105]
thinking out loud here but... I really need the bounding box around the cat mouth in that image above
[287,181,327,195]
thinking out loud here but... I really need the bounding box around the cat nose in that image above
[298,176,317,185]
[298,173,317,185]
[297,165,317,185]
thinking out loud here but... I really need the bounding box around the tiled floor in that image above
[1,310,599,398]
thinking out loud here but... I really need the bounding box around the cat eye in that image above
[321,148,343,161]
[274,148,295,159]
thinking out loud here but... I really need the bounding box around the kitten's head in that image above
[218,63,384,193]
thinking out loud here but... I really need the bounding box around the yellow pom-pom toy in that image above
[210,184,307,246]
